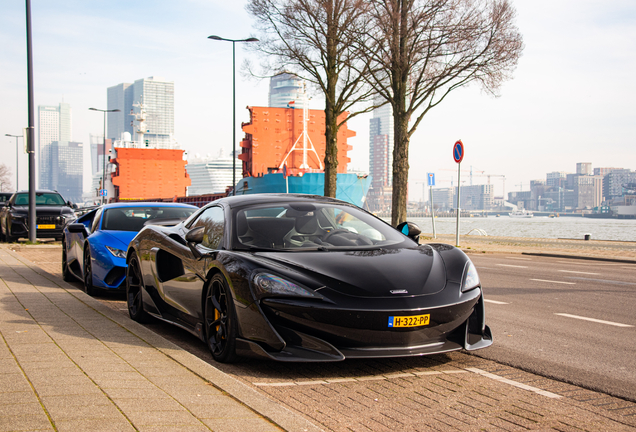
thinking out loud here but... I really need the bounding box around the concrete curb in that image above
[520,252,636,264]
[5,246,323,432]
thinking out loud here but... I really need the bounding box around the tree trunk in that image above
[390,0,410,226]
[324,104,339,197]
[323,0,339,198]
[391,110,410,226]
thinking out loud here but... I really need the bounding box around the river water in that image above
[402,216,636,242]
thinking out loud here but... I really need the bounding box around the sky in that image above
[1,0,635,202]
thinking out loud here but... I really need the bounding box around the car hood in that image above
[247,245,447,298]
[11,205,70,215]
[96,230,138,250]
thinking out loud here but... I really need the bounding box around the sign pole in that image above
[430,185,436,239]
[452,140,464,247]
[427,172,436,239]
[455,162,461,247]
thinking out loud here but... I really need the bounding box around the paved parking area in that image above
[4,243,636,431]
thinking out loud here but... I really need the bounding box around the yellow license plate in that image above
[37,224,56,229]
[388,314,430,328]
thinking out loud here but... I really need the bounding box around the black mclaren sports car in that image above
[126,194,492,363]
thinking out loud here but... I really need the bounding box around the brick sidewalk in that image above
[0,244,321,432]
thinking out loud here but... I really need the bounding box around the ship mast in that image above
[279,82,323,171]
[131,96,148,147]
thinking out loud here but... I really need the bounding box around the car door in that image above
[161,205,225,322]
[66,208,98,278]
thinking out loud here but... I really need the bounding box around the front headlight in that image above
[461,260,480,292]
[252,272,323,300]
[105,245,126,259]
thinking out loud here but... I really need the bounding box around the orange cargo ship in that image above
[110,147,191,201]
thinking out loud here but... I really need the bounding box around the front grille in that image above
[37,215,61,225]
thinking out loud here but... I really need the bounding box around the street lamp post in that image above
[5,134,22,191]
[89,108,120,204]
[207,35,258,195]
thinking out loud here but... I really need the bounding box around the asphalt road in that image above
[468,253,636,401]
[71,251,636,402]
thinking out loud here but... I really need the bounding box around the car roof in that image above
[100,202,198,209]
[14,190,61,194]
[213,193,351,208]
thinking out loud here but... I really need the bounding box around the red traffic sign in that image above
[453,140,464,163]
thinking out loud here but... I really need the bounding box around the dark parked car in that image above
[62,202,198,296]
[0,190,76,242]
[126,194,492,363]
[0,192,13,204]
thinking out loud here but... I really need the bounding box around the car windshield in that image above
[102,206,196,231]
[14,193,66,206]
[233,202,408,251]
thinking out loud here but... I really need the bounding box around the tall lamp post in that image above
[89,108,120,204]
[207,35,258,195]
[5,134,22,191]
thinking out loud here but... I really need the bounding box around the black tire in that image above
[5,222,16,243]
[61,239,74,282]
[126,255,150,323]
[83,247,98,296]
[204,273,238,363]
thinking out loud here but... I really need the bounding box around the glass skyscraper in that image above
[38,103,83,201]
[367,96,394,212]
[107,77,175,148]
[40,141,83,202]
[268,72,306,108]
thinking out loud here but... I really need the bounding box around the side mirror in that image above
[396,221,421,242]
[185,226,205,259]
[67,223,88,235]
[185,226,205,244]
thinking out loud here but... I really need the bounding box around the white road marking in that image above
[476,266,497,270]
[506,257,532,260]
[253,370,467,387]
[466,368,562,399]
[558,270,600,275]
[484,299,509,305]
[496,264,528,268]
[565,277,636,286]
[554,313,634,328]
[530,279,576,285]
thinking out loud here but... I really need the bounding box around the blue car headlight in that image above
[105,245,127,259]
[252,272,323,300]
[461,260,480,292]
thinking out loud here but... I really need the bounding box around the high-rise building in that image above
[367,97,394,212]
[38,103,77,192]
[107,77,175,147]
[576,162,592,175]
[546,171,567,188]
[40,141,83,202]
[458,184,494,210]
[268,72,306,108]
[594,167,621,177]
[106,83,134,141]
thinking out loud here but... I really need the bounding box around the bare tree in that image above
[361,0,523,225]
[0,164,12,192]
[246,0,377,197]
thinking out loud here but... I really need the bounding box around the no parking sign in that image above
[453,140,464,163]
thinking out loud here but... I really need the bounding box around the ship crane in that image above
[279,82,323,171]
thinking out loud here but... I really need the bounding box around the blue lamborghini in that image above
[62,202,197,296]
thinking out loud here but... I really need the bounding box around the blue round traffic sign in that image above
[453,140,464,163]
